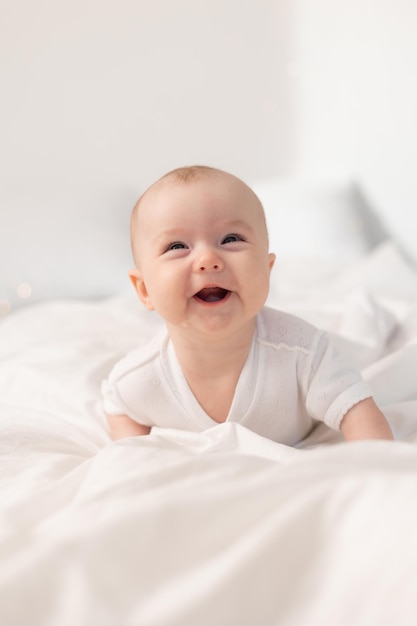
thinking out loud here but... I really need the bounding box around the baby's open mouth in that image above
[194,287,230,303]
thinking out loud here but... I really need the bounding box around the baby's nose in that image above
[195,248,223,272]
[199,262,220,271]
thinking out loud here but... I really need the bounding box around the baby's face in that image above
[130,173,275,338]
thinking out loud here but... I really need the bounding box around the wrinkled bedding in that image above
[1,242,417,626]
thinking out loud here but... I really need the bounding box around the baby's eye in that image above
[165,241,187,252]
[222,233,244,244]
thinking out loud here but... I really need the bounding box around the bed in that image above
[1,179,417,625]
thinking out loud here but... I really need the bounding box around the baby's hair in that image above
[130,165,267,265]
[159,164,222,183]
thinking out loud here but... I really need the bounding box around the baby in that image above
[102,165,393,444]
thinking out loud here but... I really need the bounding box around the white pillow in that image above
[0,187,135,314]
[251,178,388,263]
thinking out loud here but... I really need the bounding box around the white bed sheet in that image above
[1,241,417,626]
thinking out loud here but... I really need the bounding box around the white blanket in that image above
[1,242,417,626]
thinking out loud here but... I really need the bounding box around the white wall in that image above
[0,0,294,196]
[2,0,417,261]
[290,0,417,260]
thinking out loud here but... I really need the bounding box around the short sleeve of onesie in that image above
[301,329,372,430]
[250,307,373,443]
[101,330,168,427]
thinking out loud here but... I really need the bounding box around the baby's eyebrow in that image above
[153,228,187,241]
[221,219,250,228]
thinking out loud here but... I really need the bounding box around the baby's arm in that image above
[106,413,151,440]
[340,397,393,441]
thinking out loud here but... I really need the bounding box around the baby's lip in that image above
[194,286,231,303]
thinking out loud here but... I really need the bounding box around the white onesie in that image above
[101,307,372,446]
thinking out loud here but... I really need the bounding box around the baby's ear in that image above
[128,269,155,310]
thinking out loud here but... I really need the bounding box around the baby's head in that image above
[129,165,275,334]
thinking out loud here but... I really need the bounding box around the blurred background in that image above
[1,0,417,306]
